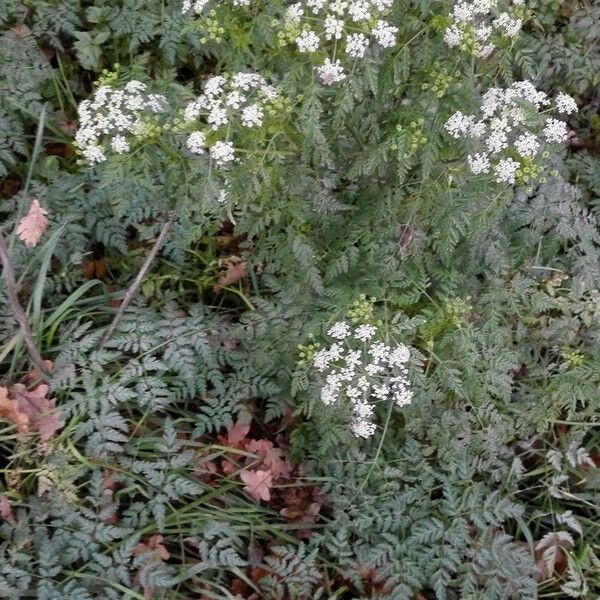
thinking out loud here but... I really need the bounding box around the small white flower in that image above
[225,90,245,109]
[314,318,413,439]
[241,104,264,127]
[207,106,228,129]
[543,117,568,143]
[453,1,473,23]
[485,128,508,154]
[370,0,393,10]
[388,343,410,366]
[348,0,371,21]
[186,131,206,154]
[330,0,349,15]
[355,324,377,341]
[469,121,486,138]
[345,32,369,58]
[81,144,106,165]
[444,24,463,47]
[210,141,235,165]
[74,81,166,164]
[306,0,327,12]
[493,13,522,37]
[350,418,376,438]
[444,111,475,138]
[110,135,129,154]
[286,2,304,21]
[372,20,398,48]
[555,92,578,115]
[467,152,491,174]
[509,81,548,109]
[494,157,520,184]
[296,30,320,53]
[324,15,344,40]
[373,384,390,400]
[316,58,347,85]
[328,321,352,340]
[514,132,540,157]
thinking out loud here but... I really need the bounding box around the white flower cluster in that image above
[444,81,577,184]
[284,0,398,85]
[74,81,166,165]
[183,73,278,166]
[313,321,412,438]
[443,0,525,58]
[181,0,249,14]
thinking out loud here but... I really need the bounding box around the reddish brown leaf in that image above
[3,383,63,441]
[0,495,14,521]
[15,199,49,248]
[246,439,290,480]
[81,257,107,279]
[213,257,246,292]
[240,469,273,502]
[225,419,251,447]
[132,534,170,561]
[0,386,29,433]
[24,360,53,385]
[534,532,573,581]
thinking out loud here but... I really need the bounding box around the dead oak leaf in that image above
[0,386,29,433]
[240,469,273,502]
[15,199,49,248]
[218,418,251,448]
[245,439,290,480]
[4,383,63,441]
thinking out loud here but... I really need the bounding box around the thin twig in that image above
[0,229,50,379]
[97,212,175,348]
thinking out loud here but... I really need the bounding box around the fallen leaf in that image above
[15,199,49,248]
[246,439,290,480]
[2,383,63,441]
[0,386,29,433]
[132,534,170,598]
[0,495,13,521]
[240,469,273,502]
[81,257,107,279]
[224,419,251,447]
[133,534,170,561]
[214,257,246,292]
[534,531,573,581]
[24,360,53,385]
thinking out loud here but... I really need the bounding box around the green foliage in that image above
[1,0,600,598]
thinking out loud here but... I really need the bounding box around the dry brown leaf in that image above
[240,469,273,502]
[245,439,290,480]
[15,199,48,248]
[0,495,14,521]
[0,383,63,441]
[534,531,573,581]
[213,257,246,292]
[222,419,251,448]
[132,534,170,561]
[0,386,29,433]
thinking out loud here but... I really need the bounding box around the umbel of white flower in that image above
[183,72,278,166]
[181,0,249,14]
[283,0,399,85]
[444,0,525,58]
[312,321,412,439]
[444,82,577,185]
[74,81,166,165]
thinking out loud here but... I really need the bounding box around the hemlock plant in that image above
[0,0,600,598]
